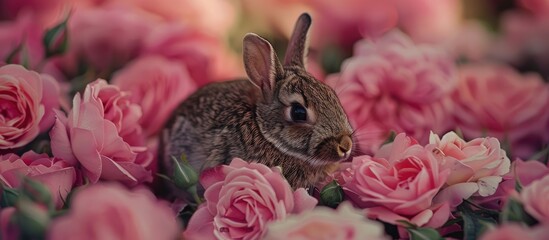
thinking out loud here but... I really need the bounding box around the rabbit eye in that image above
[290,103,307,122]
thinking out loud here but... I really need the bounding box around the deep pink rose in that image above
[50,79,152,186]
[141,23,243,86]
[341,133,451,227]
[0,151,76,208]
[519,0,549,18]
[67,6,155,73]
[264,202,389,240]
[430,132,510,207]
[184,158,318,240]
[0,207,17,240]
[48,183,179,240]
[0,64,60,149]
[112,56,197,136]
[327,31,457,153]
[0,14,44,69]
[480,223,549,240]
[453,64,549,159]
[520,175,549,223]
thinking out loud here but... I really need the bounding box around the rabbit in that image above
[160,13,354,190]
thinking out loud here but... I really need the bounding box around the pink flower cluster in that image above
[327,31,457,154]
[324,132,510,230]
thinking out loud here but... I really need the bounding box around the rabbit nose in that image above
[337,135,353,158]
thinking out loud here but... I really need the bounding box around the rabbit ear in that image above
[284,13,312,68]
[243,33,283,100]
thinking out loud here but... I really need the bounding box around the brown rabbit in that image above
[161,13,353,189]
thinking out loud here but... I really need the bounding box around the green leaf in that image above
[408,227,443,240]
[1,187,19,208]
[319,180,344,208]
[500,197,537,225]
[458,203,497,240]
[43,14,70,58]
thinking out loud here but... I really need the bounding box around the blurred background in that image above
[2,0,549,161]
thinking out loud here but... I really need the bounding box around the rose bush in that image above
[0,64,60,149]
[184,158,317,240]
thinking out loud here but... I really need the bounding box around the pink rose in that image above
[0,14,44,69]
[476,159,549,210]
[520,175,549,223]
[430,132,510,207]
[0,151,76,208]
[264,202,389,240]
[48,183,179,240]
[341,133,451,227]
[480,223,549,240]
[0,64,60,149]
[519,0,549,18]
[305,0,398,48]
[453,64,549,159]
[395,0,463,43]
[67,6,155,73]
[0,207,17,240]
[50,79,152,186]
[112,56,197,136]
[141,23,243,86]
[184,158,318,240]
[327,31,457,153]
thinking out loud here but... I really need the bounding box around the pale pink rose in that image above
[395,0,463,43]
[520,175,549,223]
[67,6,155,73]
[264,202,388,240]
[0,14,44,69]
[0,151,76,208]
[50,79,152,186]
[141,23,243,86]
[48,183,179,240]
[0,64,60,149]
[327,31,457,153]
[112,56,197,136]
[341,133,451,227]
[184,158,318,240]
[430,132,511,207]
[480,223,549,240]
[453,64,549,159]
[0,207,17,240]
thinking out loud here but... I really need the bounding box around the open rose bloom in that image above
[184,158,317,240]
[341,133,451,228]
